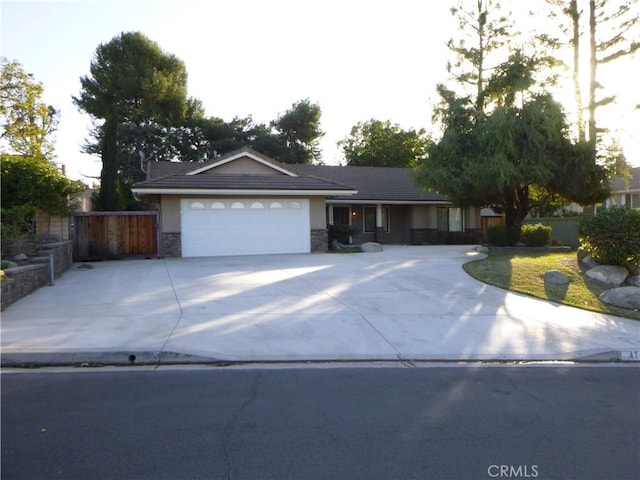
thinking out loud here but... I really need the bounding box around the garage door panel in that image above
[181,199,310,257]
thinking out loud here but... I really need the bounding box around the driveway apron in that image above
[2,246,639,363]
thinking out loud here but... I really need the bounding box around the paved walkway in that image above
[1,246,639,365]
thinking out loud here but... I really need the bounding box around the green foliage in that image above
[270,99,324,164]
[73,32,190,210]
[328,223,360,246]
[339,119,429,168]
[520,223,552,247]
[1,154,85,239]
[487,225,521,246]
[579,207,640,267]
[0,57,59,160]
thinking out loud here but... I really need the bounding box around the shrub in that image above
[520,223,552,247]
[579,207,640,267]
[328,222,360,246]
[487,225,521,246]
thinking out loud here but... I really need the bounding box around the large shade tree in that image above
[417,53,609,227]
[339,119,428,168]
[1,57,59,160]
[74,32,190,210]
[1,59,84,238]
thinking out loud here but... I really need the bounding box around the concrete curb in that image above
[2,349,638,368]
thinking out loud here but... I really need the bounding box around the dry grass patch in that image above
[463,251,640,320]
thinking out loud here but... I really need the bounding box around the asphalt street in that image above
[2,365,639,480]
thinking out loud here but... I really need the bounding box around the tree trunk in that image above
[98,118,121,211]
[570,0,586,142]
[588,0,597,147]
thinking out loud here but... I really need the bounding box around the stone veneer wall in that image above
[1,240,73,311]
[162,233,182,257]
[310,229,328,253]
[374,227,386,244]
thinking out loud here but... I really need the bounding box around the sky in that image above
[1,0,639,182]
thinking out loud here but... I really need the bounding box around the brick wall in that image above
[310,229,328,253]
[162,233,182,257]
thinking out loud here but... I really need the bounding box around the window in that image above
[288,201,302,209]
[230,201,245,209]
[210,201,226,209]
[626,193,640,209]
[189,201,206,210]
[250,201,265,209]
[438,207,464,232]
[269,201,284,209]
[364,207,389,233]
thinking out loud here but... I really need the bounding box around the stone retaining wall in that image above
[1,240,73,311]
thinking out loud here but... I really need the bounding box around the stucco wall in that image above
[209,158,283,175]
[308,197,327,229]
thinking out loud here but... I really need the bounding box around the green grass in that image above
[463,251,640,320]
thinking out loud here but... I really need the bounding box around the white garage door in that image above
[181,198,310,257]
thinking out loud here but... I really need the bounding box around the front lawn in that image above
[463,251,640,321]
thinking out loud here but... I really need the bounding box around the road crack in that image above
[222,372,261,480]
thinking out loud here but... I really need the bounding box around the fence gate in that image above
[73,211,160,261]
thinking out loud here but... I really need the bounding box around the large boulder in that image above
[360,242,383,253]
[585,265,628,286]
[628,275,640,287]
[544,270,569,285]
[600,287,640,310]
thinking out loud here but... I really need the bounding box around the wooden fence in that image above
[481,216,505,243]
[73,212,159,261]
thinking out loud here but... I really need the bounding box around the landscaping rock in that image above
[628,275,640,287]
[585,265,628,286]
[544,270,570,285]
[360,242,383,253]
[13,253,28,261]
[476,246,489,253]
[599,286,640,310]
[580,255,599,270]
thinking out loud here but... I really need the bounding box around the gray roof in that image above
[134,147,446,202]
[134,150,356,194]
[288,164,446,202]
[611,166,640,192]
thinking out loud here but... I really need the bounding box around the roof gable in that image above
[186,147,297,177]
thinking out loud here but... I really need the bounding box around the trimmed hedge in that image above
[487,225,521,246]
[579,207,640,267]
[520,223,552,247]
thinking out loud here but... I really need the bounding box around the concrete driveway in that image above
[1,245,639,365]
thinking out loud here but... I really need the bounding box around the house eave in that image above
[327,199,451,205]
[132,188,358,197]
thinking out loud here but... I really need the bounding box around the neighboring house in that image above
[132,147,481,258]
[605,166,640,210]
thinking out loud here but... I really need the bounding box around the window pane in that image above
[449,208,463,232]
[437,207,448,231]
[250,201,265,209]
[189,201,206,210]
[230,201,245,209]
[210,201,225,209]
[270,201,284,209]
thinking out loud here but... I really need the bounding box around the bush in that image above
[579,207,640,267]
[487,225,521,246]
[520,223,552,247]
[328,222,360,246]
